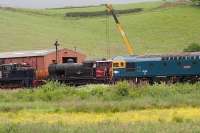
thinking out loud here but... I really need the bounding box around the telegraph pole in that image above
[54,40,60,64]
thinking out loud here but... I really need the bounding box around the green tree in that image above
[184,43,200,52]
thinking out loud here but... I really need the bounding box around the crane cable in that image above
[106,8,111,59]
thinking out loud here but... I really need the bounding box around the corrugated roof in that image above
[0,49,59,59]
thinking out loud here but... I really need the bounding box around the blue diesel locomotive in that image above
[112,52,200,83]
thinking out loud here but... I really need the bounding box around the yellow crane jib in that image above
[105,4,134,55]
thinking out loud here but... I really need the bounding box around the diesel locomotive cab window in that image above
[113,63,119,68]
[126,62,136,71]
[120,62,125,67]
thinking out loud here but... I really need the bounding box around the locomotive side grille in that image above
[126,62,136,71]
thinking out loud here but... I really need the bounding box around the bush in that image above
[183,43,200,52]
[114,81,130,97]
[191,0,200,6]
[65,8,143,17]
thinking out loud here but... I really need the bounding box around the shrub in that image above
[114,81,130,97]
[191,0,200,6]
[65,8,143,17]
[184,43,200,52]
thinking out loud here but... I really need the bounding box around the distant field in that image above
[0,2,200,58]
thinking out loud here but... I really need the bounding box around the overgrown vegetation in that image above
[0,81,199,112]
[0,121,200,133]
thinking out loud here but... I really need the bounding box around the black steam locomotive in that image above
[48,61,97,85]
[48,60,112,85]
[0,63,36,88]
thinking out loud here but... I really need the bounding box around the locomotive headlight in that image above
[114,70,120,74]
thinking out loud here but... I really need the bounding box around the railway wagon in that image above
[112,52,200,83]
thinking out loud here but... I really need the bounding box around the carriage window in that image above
[173,57,177,60]
[191,56,195,60]
[162,57,167,61]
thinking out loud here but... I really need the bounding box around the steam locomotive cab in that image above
[96,61,112,83]
[0,63,36,88]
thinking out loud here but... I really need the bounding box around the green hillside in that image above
[0,2,200,58]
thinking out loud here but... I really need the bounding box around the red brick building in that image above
[0,49,86,79]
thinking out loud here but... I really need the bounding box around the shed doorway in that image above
[0,59,4,65]
[62,57,77,63]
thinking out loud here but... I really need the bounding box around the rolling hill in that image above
[0,1,200,58]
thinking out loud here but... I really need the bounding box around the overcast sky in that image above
[0,0,157,9]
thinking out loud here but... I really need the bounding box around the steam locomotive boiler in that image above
[48,61,97,85]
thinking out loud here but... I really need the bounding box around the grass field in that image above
[0,82,199,132]
[0,82,200,112]
[1,121,200,133]
[0,2,200,58]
